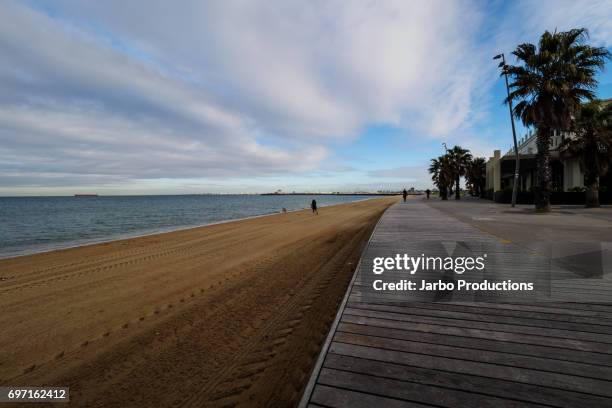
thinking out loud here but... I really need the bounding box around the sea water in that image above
[0,195,379,259]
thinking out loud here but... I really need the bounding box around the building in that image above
[486,129,584,193]
[486,98,612,195]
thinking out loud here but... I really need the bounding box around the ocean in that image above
[0,194,380,259]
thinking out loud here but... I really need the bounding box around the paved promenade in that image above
[300,199,612,408]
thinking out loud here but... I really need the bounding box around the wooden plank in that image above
[318,367,547,408]
[336,322,612,366]
[341,314,612,354]
[333,331,612,380]
[329,341,612,397]
[324,354,611,408]
[345,302,612,334]
[310,384,430,408]
[347,301,612,325]
[350,287,612,307]
[343,307,612,344]
[348,297,612,318]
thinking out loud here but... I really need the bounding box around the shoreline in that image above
[0,196,398,407]
[0,196,382,261]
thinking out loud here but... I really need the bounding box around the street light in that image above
[494,53,520,208]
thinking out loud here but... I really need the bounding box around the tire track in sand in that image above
[185,225,370,407]
[2,198,395,408]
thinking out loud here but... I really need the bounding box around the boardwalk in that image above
[300,200,612,408]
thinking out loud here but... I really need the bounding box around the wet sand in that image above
[0,196,397,407]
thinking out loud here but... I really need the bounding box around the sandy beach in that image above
[0,196,397,407]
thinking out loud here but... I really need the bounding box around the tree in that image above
[446,146,472,200]
[466,157,487,198]
[561,100,612,207]
[505,28,609,211]
[429,155,453,200]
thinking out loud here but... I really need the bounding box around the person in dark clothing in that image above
[426,189,431,199]
[402,189,408,202]
[311,199,318,214]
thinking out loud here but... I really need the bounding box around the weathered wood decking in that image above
[300,200,612,408]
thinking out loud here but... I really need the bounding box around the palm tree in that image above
[429,155,453,200]
[561,100,612,207]
[429,157,444,199]
[446,146,472,200]
[505,28,609,211]
[466,157,487,198]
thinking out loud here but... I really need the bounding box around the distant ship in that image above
[74,194,98,197]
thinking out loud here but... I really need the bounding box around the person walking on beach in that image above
[402,189,408,202]
[311,199,318,215]
[426,189,431,199]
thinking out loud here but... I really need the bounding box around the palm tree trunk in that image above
[535,127,552,212]
[455,175,460,200]
[441,186,448,200]
[585,146,600,208]
[586,182,600,207]
[585,172,600,207]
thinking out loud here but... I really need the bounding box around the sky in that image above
[1,0,611,195]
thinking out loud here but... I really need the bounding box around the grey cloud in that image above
[0,0,487,193]
[367,165,430,181]
[0,1,327,190]
[1,0,610,193]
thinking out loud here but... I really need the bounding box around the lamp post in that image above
[440,142,450,199]
[494,53,520,208]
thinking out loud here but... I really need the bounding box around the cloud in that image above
[491,0,612,54]
[48,0,489,136]
[0,0,490,191]
[1,0,610,193]
[0,1,327,188]
[367,165,429,181]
